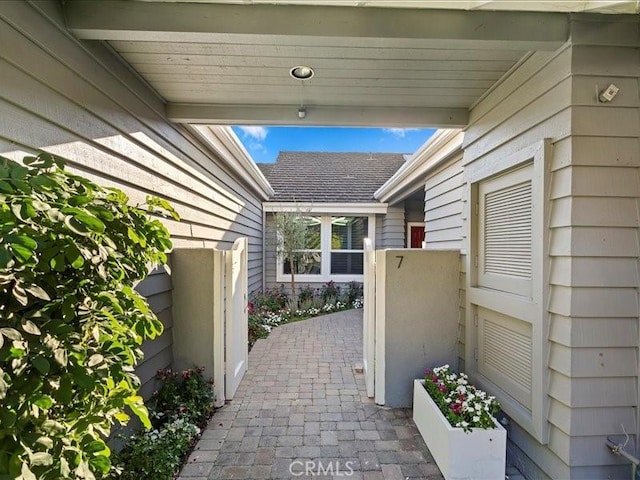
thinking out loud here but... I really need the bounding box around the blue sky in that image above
[231,126,436,163]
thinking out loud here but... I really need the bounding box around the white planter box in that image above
[413,379,506,480]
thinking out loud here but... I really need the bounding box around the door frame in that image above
[406,222,426,248]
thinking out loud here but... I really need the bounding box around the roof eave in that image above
[375,129,464,204]
[190,125,275,200]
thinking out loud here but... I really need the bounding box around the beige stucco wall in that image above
[170,249,220,378]
[378,249,460,407]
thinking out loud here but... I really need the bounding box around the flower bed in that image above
[413,365,505,480]
[423,365,500,431]
[111,367,215,480]
[248,282,363,348]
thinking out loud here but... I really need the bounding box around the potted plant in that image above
[413,365,506,480]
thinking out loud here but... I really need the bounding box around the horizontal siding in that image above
[458,255,466,371]
[554,37,640,469]
[464,40,571,478]
[381,204,405,248]
[375,213,383,248]
[0,2,264,398]
[464,19,640,478]
[138,268,173,398]
[424,155,465,250]
[264,213,278,291]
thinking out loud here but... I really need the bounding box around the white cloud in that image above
[239,126,268,141]
[383,128,419,138]
[249,141,267,153]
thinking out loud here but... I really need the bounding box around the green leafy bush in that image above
[0,153,177,479]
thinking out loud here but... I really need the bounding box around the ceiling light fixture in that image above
[290,65,314,120]
[290,65,314,80]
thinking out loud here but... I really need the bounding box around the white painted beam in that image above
[167,103,469,127]
[264,202,388,214]
[64,1,568,50]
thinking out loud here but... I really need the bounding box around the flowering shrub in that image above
[345,281,363,304]
[152,367,215,427]
[423,365,500,433]
[112,367,215,479]
[112,418,199,480]
[320,280,340,302]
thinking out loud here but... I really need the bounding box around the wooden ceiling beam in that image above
[64,0,568,51]
[166,103,469,127]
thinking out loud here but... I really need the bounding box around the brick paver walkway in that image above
[178,309,444,479]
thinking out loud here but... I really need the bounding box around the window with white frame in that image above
[278,215,374,282]
[330,217,367,275]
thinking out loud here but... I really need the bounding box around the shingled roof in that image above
[257,151,406,203]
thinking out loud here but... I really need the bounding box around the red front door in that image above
[410,225,425,248]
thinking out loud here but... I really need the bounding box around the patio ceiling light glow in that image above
[290,65,314,80]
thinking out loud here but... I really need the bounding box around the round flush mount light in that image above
[290,65,314,80]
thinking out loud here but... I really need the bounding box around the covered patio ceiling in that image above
[63,1,638,127]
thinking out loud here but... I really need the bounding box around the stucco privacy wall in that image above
[378,250,459,407]
[0,2,265,399]
[462,15,640,479]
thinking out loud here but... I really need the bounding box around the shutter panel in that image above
[478,164,533,297]
[477,307,532,409]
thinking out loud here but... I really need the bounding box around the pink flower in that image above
[438,383,447,393]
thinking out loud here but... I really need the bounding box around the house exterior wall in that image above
[264,213,279,291]
[460,15,639,479]
[0,1,265,398]
[424,154,465,250]
[381,204,406,248]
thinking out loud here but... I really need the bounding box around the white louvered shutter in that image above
[477,307,532,409]
[478,164,533,297]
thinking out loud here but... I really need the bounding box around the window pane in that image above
[331,252,364,275]
[331,217,368,250]
[284,252,321,275]
[304,216,322,249]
